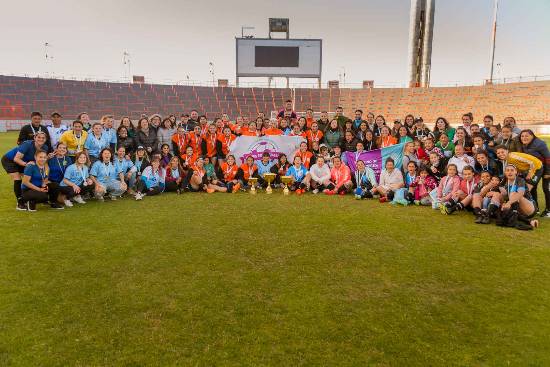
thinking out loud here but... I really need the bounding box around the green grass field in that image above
[0,131,549,366]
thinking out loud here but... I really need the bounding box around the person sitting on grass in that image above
[490,164,539,229]
[286,155,310,195]
[472,171,498,224]
[403,161,418,203]
[113,146,135,194]
[203,156,229,194]
[164,156,185,194]
[436,164,461,213]
[474,150,497,176]
[309,156,331,194]
[270,153,290,187]
[442,165,478,215]
[219,154,241,193]
[448,144,475,178]
[409,165,438,206]
[90,148,127,201]
[372,158,404,202]
[352,159,377,199]
[236,155,260,190]
[20,150,64,211]
[60,151,94,205]
[135,157,165,200]
[257,152,275,188]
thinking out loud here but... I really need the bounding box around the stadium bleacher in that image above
[0,75,548,126]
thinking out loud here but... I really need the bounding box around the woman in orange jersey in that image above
[216,126,236,163]
[377,126,398,148]
[214,117,225,134]
[295,141,314,169]
[201,124,219,166]
[218,154,241,193]
[182,157,208,192]
[305,121,324,150]
[296,116,308,132]
[187,125,203,156]
[263,120,283,136]
[180,146,198,174]
[236,155,260,189]
[241,121,260,137]
[171,126,188,160]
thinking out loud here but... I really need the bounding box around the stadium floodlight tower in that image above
[236,18,322,88]
[407,0,435,88]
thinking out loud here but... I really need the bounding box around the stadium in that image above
[1,1,549,365]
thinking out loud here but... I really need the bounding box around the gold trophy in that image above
[248,177,258,194]
[281,176,293,195]
[263,173,276,194]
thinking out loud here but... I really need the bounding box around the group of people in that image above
[2,102,549,229]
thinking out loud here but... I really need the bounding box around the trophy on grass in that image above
[263,173,276,194]
[281,176,292,195]
[248,177,258,194]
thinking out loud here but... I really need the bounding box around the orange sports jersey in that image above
[241,130,259,137]
[220,162,239,181]
[187,132,202,155]
[172,134,188,157]
[290,131,307,139]
[305,130,324,148]
[306,116,315,129]
[296,150,314,169]
[240,163,258,181]
[192,164,206,178]
[263,128,283,136]
[217,133,236,155]
[199,125,209,137]
[203,132,218,157]
[181,153,197,167]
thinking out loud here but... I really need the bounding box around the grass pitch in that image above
[0,131,549,366]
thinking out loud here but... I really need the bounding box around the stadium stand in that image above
[0,75,548,126]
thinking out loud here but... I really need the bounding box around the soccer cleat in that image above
[324,190,334,195]
[16,202,27,211]
[312,189,319,194]
[295,189,303,195]
[73,195,86,204]
[206,188,215,194]
[339,191,346,196]
[480,213,491,224]
[50,203,65,210]
[27,201,37,212]
[232,183,241,193]
[379,197,387,203]
[135,192,143,201]
[355,194,362,200]
[540,209,550,218]
[64,199,73,207]
[110,195,117,201]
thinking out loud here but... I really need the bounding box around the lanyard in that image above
[466,179,474,195]
[224,135,232,147]
[30,125,42,136]
[506,178,516,197]
[76,165,86,182]
[177,134,185,149]
[38,165,47,183]
[382,136,391,147]
[103,162,113,178]
[356,170,365,186]
[74,132,83,151]
[225,164,234,177]
[443,176,454,194]
[56,157,67,175]
[294,166,303,179]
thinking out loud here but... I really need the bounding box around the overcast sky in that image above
[1,0,549,87]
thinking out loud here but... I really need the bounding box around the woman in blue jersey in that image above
[20,150,64,211]
[113,146,135,193]
[47,142,72,204]
[2,131,51,210]
[286,155,311,194]
[84,123,110,164]
[59,151,94,206]
[135,157,165,200]
[352,159,377,199]
[90,148,127,201]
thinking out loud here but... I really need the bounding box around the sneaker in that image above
[110,195,117,201]
[480,213,491,224]
[135,192,143,201]
[73,195,86,204]
[324,190,335,195]
[64,199,73,207]
[96,195,105,202]
[50,203,64,210]
[474,214,483,224]
[206,188,215,194]
[232,183,241,193]
[296,189,303,195]
[339,191,346,196]
[27,201,36,212]
[379,197,387,203]
[312,189,319,195]
[16,202,27,211]
[540,209,550,218]
[354,194,362,200]
[176,188,182,195]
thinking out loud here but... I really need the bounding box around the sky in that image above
[1,0,549,87]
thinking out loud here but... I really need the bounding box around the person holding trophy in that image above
[236,156,260,190]
[286,155,311,195]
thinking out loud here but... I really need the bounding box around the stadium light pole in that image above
[488,0,499,84]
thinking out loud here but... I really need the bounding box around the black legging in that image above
[22,183,59,204]
[529,168,550,211]
[136,180,162,196]
[164,180,184,192]
[58,183,95,199]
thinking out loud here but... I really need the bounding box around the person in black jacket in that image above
[340,130,359,152]
[518,129,550,217]
[17,112,51,146]
[135,117,158,155]
[116,126,135,156]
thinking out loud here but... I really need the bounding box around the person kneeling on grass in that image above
[325,156,352,196]
[409,166,437,206]
[20,150,64,211]
[113,146,135,195]
[135,157,165,200]
[352,159,377,199]
[435,163,461,211]
[164,156,185,194]
[236,156,260,190]
[182,157,209,193]
[286,155,310,195]
[90,148,127,201]
[472,171,499,224]
[490,164,539,229]
[372,158,404,202]
[59,151,94,206]
[442,165,479,215]
[218,154,241,193]
[309,156,331,194]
